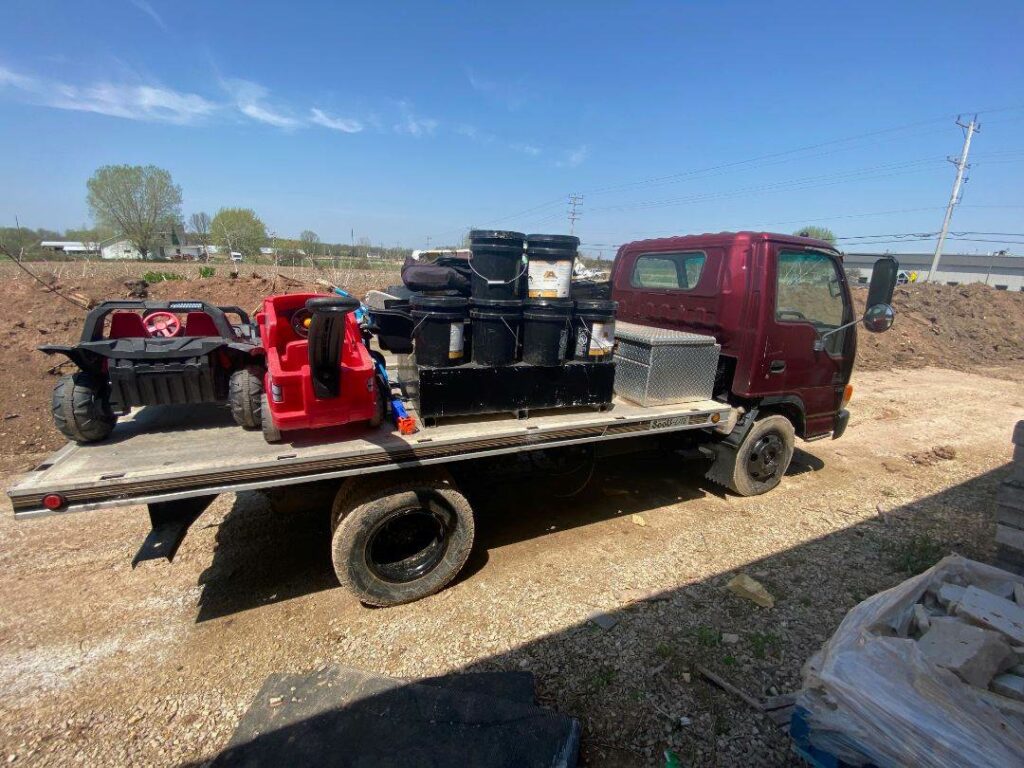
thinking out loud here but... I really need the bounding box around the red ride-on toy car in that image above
[256,293,383,443]
[39,300,263,443]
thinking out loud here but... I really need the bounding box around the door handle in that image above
[769,360,786,373]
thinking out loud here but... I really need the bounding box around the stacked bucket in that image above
[411,230,617,368]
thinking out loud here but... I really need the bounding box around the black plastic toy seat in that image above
[306,296,361,399]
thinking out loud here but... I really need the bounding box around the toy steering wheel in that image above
[291,307,313,338]
[143,311,182,337]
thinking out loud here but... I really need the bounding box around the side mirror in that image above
[863,303,895,334]
[867,256,899,308]
[814,300,896,351]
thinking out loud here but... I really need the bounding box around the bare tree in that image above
[189,212,212,261]
[300,229,320,263]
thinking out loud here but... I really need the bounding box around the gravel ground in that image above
[0,365,1022,766]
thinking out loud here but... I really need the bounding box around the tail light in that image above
[42,493,67,511]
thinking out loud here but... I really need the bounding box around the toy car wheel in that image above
[51,372,117,443]
[228,366,265,429]
[261,394,282,443]
[331,474,475,606]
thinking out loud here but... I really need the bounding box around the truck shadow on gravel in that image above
[192,445,822,623]
[188,459,1012,767]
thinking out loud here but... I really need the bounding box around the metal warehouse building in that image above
[842,252,1024,291]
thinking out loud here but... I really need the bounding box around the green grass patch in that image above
[749,631,781,660]
[887,534,945,575]
[693,626,719,647]
[142,270,183,283]
[198,266,215,278]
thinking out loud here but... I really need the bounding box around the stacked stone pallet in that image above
[995,421,1024,574]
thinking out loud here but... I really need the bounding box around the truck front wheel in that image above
[330,474,475,606]
[706,414,795,496]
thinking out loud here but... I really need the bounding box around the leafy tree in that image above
[793,226,837,245]
[211,208,267,258]
[86,165,182,259]
[189,212,212,259]
[300,229,320,258]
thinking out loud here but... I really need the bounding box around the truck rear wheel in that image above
[51,372,117,443]
[706,414,795,497]
[330,473,475,606]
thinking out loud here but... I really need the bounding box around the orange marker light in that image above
[842,384,854,408]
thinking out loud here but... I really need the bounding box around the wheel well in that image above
[756,401,805,438]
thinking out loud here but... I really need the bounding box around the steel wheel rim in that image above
[365,502,449,584]
[747,433,783,482]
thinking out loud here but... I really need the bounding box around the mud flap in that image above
[131,494,216,567]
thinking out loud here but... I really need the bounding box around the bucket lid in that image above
[470,242,524,255]
[469,229,525,242]
[470,298,523,309]
[526,234,580,248]
[525,245,577,258]
[523,298,573,310]
[574,299,618,312]
[411,294,469,310]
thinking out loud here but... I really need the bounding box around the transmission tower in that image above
[567,194,583,235]
[928,115,979,281]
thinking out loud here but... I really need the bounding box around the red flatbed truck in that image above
[7,232,898,606]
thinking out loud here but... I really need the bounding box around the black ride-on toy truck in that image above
[40,300,264,443]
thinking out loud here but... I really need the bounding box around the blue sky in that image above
[1,1,1023,256]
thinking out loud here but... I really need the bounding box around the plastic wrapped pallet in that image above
[798,554,1024,767]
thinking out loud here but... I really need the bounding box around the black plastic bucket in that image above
[522,298,573,366]
[469,298,521,366]
[469,230,525,301]
[410,295,468,367]
[526,234,578,299]
[572,299,618,361]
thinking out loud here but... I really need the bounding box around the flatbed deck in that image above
[8,397,732,518]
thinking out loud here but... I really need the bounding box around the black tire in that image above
[705,414,795,497]
[330,473,475,606]
[228,366,265,429]
[261,394,282,443]
[51,372,117,443]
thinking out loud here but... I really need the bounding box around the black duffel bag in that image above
[401,254,472,294]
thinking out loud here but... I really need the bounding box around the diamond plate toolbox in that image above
[613,322,720,406]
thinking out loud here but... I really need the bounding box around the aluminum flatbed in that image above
[8,397,733,519]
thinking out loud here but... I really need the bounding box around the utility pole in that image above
[928,115,979,282]
[567,194,583,235]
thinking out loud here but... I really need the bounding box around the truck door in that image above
[762,247,855,438]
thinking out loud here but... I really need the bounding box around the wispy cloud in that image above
[310,107,363,133]
[455,123,542,157]
[394,101,438,137]
[128,0,168,31]
[558,144,589,168]
[221,78,300,129]
[466,68,529,110]
[0,65,216,124]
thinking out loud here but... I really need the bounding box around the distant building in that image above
[100,240,209,261]
[40,240,98,254]
[843,251,1024,291]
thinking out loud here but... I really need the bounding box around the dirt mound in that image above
[854,282,1024,372]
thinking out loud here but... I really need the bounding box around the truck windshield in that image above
[776,250,848,352]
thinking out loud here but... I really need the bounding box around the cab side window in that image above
[630,251,706,290]
[776,250,849,353]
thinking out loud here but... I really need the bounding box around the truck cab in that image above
[611,231,896,493]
